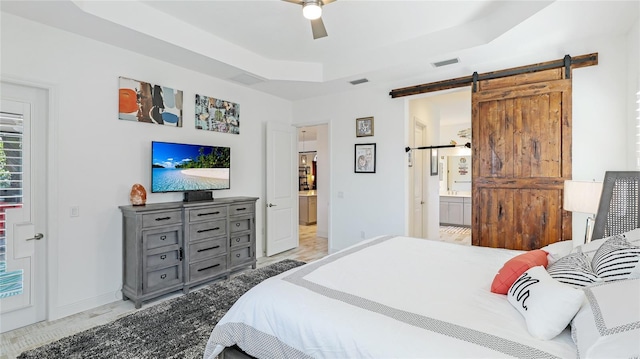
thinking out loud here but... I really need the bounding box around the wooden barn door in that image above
[472,69,572,250]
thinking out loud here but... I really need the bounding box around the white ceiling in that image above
[1,1,638,102]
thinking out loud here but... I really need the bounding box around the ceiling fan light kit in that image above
[283,0,335,39]
[303,0,322,20]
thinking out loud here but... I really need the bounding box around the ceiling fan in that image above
[282,0,336,40]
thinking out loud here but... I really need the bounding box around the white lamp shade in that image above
[303,2,322,20]
[563,180,603,214]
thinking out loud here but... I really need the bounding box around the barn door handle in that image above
[26,233,44,241]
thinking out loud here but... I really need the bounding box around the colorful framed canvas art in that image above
[195,94,240,135]
[118,76,183,127]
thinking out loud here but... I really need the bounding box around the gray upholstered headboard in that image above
[592,171,640,240]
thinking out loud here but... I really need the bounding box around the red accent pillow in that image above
[490,249,549,294]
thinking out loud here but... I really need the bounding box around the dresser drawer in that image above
[188,206,227,222]
[142,210,182,228]
[189,219,226,241]
[229,203,255,216]
[147,248,181,268]
[230,247,252,266]
[230,234,251,248]
[190,237,226,262]
[189,256,227,282]
[145,265,182,293]
[144,226,181,250]
[230,217,251,233]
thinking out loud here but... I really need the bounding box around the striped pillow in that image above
[591,235,640,281]
[546,252,602,288]
[574,228,640,262]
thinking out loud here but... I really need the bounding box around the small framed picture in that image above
[430,148,438,176]
[355,116,374,137]
[355,143,376,173]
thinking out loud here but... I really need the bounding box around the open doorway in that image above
[296,125,329,262]
[408,89,472,245]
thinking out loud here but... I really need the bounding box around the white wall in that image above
[628,17,640,170]
[292,88,405,252]
[570,33,637,243]
[1,14,292,319]
[572,37,629,180]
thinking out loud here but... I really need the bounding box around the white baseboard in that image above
[50,290,122,321]
[316,230,328,238]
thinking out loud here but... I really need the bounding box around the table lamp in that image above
[563,180,603,243]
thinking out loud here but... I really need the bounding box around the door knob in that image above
[26,233,44,241]
[267,203,277,207]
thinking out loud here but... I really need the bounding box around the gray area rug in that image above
[18,259,305,359]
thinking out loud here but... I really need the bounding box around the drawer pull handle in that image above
[235,223,241,227]
[235,238,241,242]
[198,227,220,233]
[160,274,167,279]
[235,253,241,258]
[155,217,171,221]
[160,235,166,240]
[197,245,220,252]
[179,248,184,261]
[198,264,220,272]
[198,211,220,216]
[236,207,246,211]
[160,255,167,260]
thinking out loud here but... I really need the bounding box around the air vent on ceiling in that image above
[349,78,369,85]
[432,58,460,68]
[229,73,265,85]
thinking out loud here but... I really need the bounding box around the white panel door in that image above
[0,82,47,332]
[265,122,298,256]
[412,120,427,238]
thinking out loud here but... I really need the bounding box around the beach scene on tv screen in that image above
[152,142,230,192]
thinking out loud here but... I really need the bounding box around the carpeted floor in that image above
[17,259,305,359]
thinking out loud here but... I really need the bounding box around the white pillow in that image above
[622,227,640,242]
[571,279,640,359]
[507,266,585,340]
[541,240,574,266]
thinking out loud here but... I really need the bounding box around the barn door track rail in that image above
[389,53,598,98]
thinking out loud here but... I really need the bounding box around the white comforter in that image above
[204,236,577,358]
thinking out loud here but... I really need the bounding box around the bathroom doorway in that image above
[297,124,329,260]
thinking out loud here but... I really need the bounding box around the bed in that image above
[204,231,640,359]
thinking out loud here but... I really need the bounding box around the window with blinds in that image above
[0,111,24,299]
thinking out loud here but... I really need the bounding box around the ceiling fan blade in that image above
[320,0,336,5]
[310,17,328,39]
[281,0,304,4]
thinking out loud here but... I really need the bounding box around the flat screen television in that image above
[151,141,230,193]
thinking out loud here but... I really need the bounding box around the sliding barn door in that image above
[472,69,572,250]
